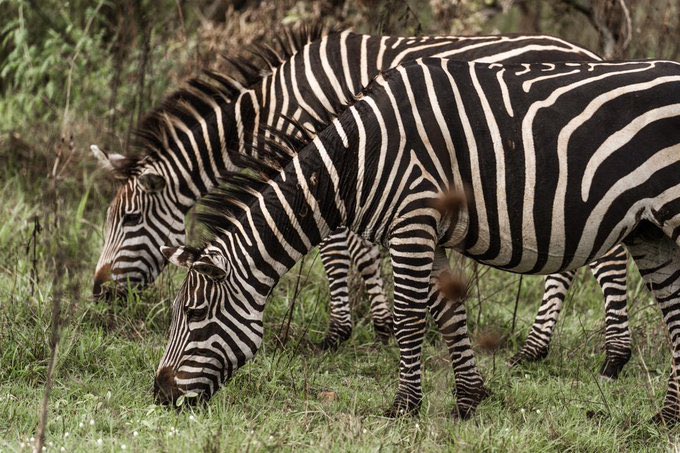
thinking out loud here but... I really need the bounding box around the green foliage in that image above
[0,0,113,131]
[0,0,201,141]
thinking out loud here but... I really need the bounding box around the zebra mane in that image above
[193,58,405,247]
[121,24,328,177]
[193,68,390,246]
[195,120,316,244]
[222,23,327,87]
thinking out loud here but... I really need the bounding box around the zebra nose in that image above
[92,263,112,299]
[154,367,181,405]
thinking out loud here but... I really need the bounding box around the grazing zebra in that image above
[92,28,630,366]
[154,58,680,425]
[509,244,630,378]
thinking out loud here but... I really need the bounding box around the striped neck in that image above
[209,134,355,296]
[145,98,244,214]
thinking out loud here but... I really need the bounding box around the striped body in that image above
[94,30,631,368]
[95,31,627,365]
[155,58,680,424]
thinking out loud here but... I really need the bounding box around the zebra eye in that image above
[185,306,208,323]
[122,212,142,226]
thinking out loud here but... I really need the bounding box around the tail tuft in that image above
[437,269,468,302]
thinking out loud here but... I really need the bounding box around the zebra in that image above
[509,244,630,378]
[154,58,680,425]
[92,28,630,369]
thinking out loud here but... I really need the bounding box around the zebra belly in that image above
[442,175,680,275]
[442,192,652,276]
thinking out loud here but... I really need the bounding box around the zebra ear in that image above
[91,144,128,175]
[161,246,198,269]
[138,172,166,193]
[193,262,227,281]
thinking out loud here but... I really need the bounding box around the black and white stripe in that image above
[94,29,628,366]
[510,245,630,378]
[155,58,680,424]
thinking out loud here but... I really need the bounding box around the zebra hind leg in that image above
[509,271,575,367]
[318,229,354,349]
[429,247,489,419]
[624,224,680,426]
[589,245,632,380]
[347,233,392,343]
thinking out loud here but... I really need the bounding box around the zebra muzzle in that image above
[92,263,115,300]
[92,264,145,301]
[154,367,181,405]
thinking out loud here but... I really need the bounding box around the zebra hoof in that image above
[318,326,353,350]
[373,322,392,345]
[385,396,421,418]
[318,337,343,351]
[599,353,631,380]
[652,408,680,427]
[319,338,338,351]
[508,348,548,368]
[452,386,491,420]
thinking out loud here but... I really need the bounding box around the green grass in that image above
[2,171,680,452]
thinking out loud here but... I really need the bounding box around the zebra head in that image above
[153,244,265,405]
[92,145,186,299]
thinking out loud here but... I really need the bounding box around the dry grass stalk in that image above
[34,273,62,453]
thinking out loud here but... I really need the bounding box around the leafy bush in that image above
[0,0,115,131]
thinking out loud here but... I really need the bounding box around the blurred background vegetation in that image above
[2,0,679,146]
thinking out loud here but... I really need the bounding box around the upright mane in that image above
[193,64,397,246]
[194,118,317,244]
[122,24,328,176]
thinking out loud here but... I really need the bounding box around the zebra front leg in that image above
[385,229,436,417]
[589,245,632,380]
[319,229,354,349]
[347,233,392,343]
[429,247,489,419]
[625,227,680,426]
[509,271,575,367]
